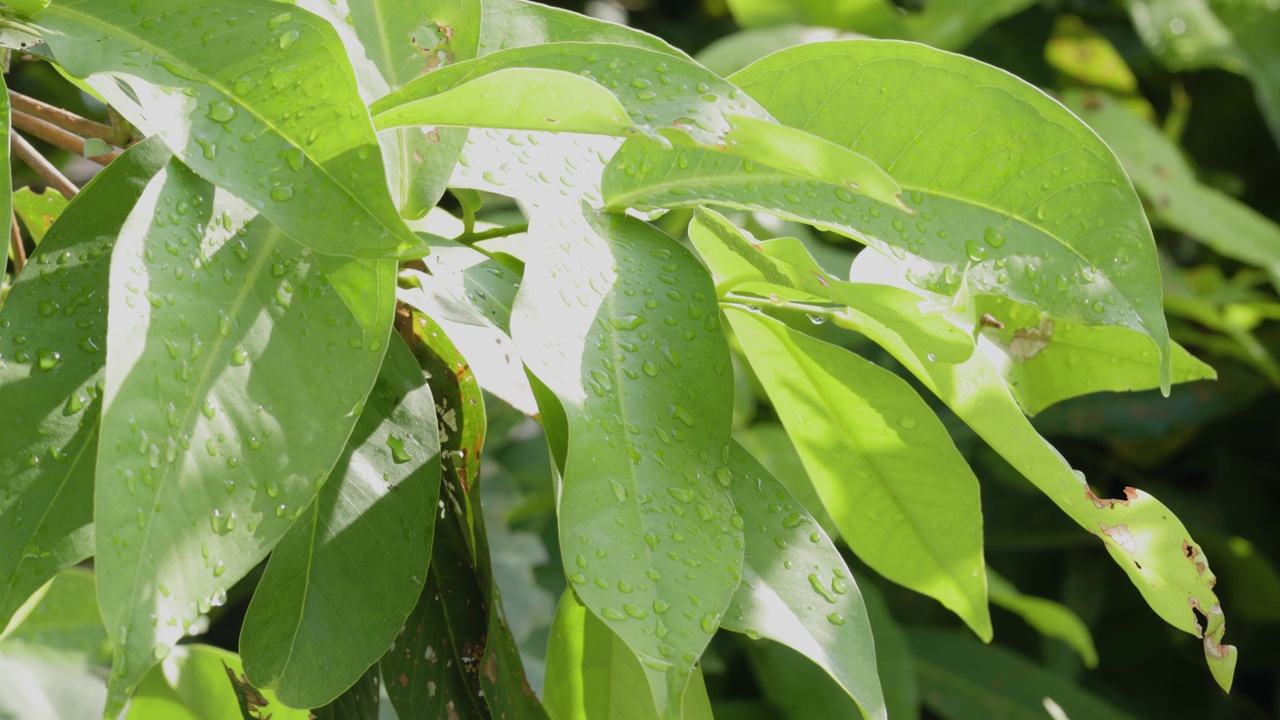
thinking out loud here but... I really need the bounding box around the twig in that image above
[9,90,118,145]
[12,131,78,200]
[12,110,121,165]
[9,212,26,276]
[454,222,529,246]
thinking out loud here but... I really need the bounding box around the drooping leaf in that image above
[239,337,442,708]
[12,186,70,245]
[512,207,743,717]
[291,0,480,219]
[1121,0,1280,147]
[310,665,381,720]
[721,442,886,720]
[723,0,1037,50]
[371,43,901,206]
[95,163,395,713]
[0,137,171,629]
[1064,89,1280,276]
[606,40,1172,388]
[988,570,1098,668]
[127,646,309,720]
[33,0,423,258]
[542,591,716,720]
[724,308,991,639]
[907,628,1134,720]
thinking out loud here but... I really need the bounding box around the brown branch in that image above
[9,90,118,145]
[12,131,78,200]
[12,110,121,165]
[9,212,26,277]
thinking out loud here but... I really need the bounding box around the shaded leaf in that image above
[95,163,394,713]
[724,308,991,639]
[1044,17,1141,95]
[12,186,69,245]
[239,337,442,708]
[478,0,688,57]
[744,642,863,720]
[606,40,1172,387]
[311,665,381,720]
[512,207,742,716]
[543,591,715,720]
[0,137,171,629]
[722,442,885,720]
[988,570,1098,668]
[34,0,422,258]
[859,583,920,720]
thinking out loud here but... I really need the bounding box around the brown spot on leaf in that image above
[399,673,409,687]
[484,651,499,683]
[1098,522,1137,553]
[1010,318,1053,361]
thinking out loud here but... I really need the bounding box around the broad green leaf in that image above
[12,187,70,245]
[605,40,1173,389]
[732,423,835,539]
[859,584,919,720]
[907,628,1134,720]
[0,137,171,629]
[1044,17,1141,95]
[1064,90,1280,276]
[127,645,308,720]
[452,128,618,208]
[371,43,901,206]
[1121,0,1280,147]
[724,308,991,639]
[34,0,423,258]
[724,0,1037,50]
[311,665,381,720]
[721,442,885,720]
[744,642,863,720]
[290,0,479,219]
[0,568,109,666]
[239,337,442,708]
[478,0,688,57]
[96,164,395,713]
[688,209,973,364]
[512,207,743,717]
[543,591,715,720]
[2,0,49,15]
[829,260,1236,689]
[696,27,854,78]
[988,570,1098,668]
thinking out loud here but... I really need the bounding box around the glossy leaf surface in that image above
[95,163,394,712]
[512,207,742,717]
[35,0,422,258]
[240,337,441,708]
[725,308,991,639]
[0,138,171,629]
[721,442,885,720]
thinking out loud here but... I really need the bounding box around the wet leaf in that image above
[239,337,442,708]
[607,40,1172,389]
[725,308,991,640]
[95,162,395,714]
[34,0,422,258]
[722,442,886,720]
[0,138,171,630]
[512,207,743,717]
[543,591,715,720]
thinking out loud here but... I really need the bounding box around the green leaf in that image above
[1044,17,1141,95]
[732,423,835,540]
[988,570,1098,668]
[907,628,1134,720]
[1121,0,1280,147]
[721,442,886,720]
[724,308,991,639]
[859,583,920,720]
[95,164,395,714]
[292,0,480,220]
[695,27,856,78]
[34,0,422,258]
[723,0,1037,50]
[310,665,381,720]
[2,0,50,15]
[478,0,688,57]
[370,43,900,207]
[1064,90,1280,276]
[12,186,70,245]
[0,568,110,667]
[0,137,172,629]
[744,641,864,720]
[239,337,442,708]
[543,591,715,720]
[512,207,743,717]
[606,40,1172,389]
[0,73,9,270]
[827,261,1237,690]
[687,209,973,364]
[127,645,309,720]
[0,656,107,718]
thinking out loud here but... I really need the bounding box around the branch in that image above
[12,131,78,200]
[9,212,25,276]
[12,110,121,165]
[453,222,529,246]
[9,90,119,145]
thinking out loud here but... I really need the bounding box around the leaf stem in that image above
[9,89,120,146]
[12,109,120,165]
[721,290,846,320]
[453,222,529,246]
[9,212,25,276]
[11,131,78,200]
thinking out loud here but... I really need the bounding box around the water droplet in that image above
[267,12,293,30]
[827,612,845,626]
[36,349,61,372]
[230,347,249,366]
[984,228,1006,248]
[270,186,294,202]
[386,435,412,464]
[714,467,732,488]
[897,416,918,430]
